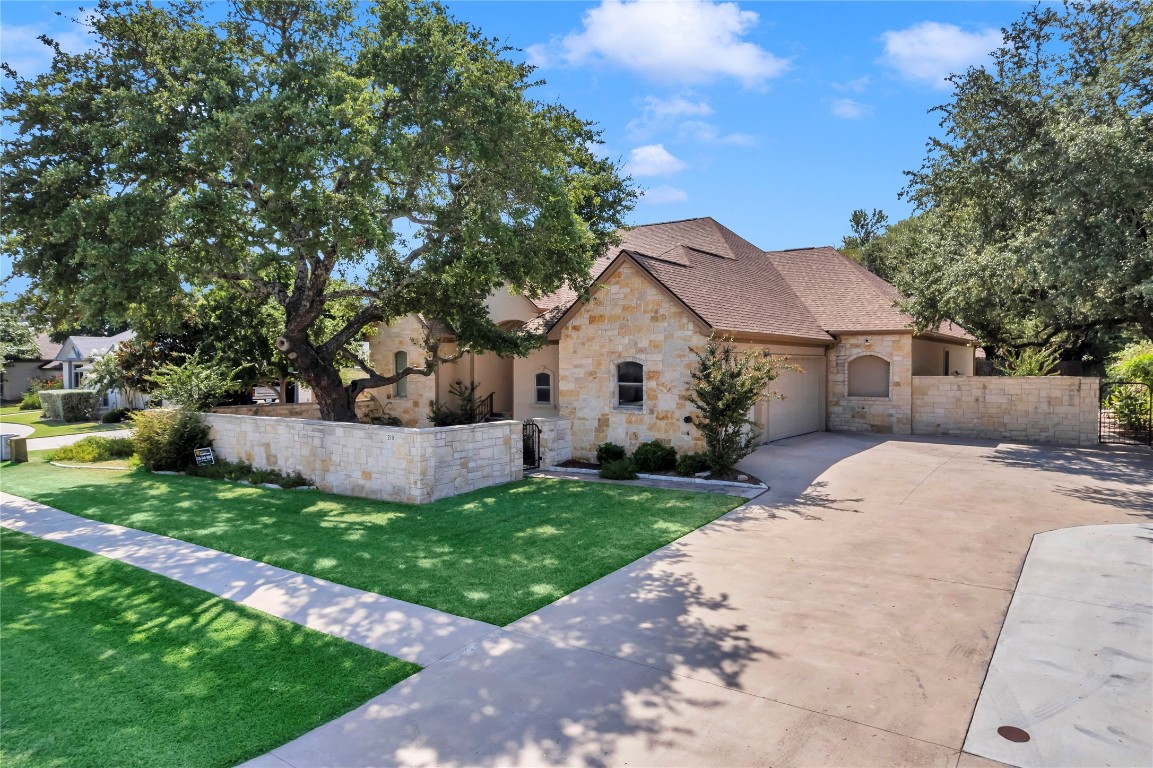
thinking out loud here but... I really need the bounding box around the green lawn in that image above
[1,458,742,625]
[0,528,418,768]
[0,408,125,439]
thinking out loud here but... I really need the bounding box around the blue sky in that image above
[1,0,1034,293]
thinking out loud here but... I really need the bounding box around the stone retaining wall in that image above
[213,402,323,418]
[202,413,523,504]
[911,376,1099,446]
[533,418,573,467]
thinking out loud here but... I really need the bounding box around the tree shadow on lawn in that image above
[16,470,743,626]
[0,528,417,768]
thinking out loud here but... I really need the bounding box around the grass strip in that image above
[0,527,418,768]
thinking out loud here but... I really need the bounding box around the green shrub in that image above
[632,440,677,472]
[18,391,40,410]
[100,407,133,423]
[39,390,100,422]
[675,452,711,476]
[1107,342,1153,388]
[48,436,136,464]
[595,442,626,465]
[186,458,313,488]
[131,409,210,471]
[598,457,638,480]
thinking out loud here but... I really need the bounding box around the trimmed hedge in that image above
[595,442,627,465]
[38,390,99,422]
[675,452,711,476]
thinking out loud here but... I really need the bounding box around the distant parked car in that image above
[252,386,279,404]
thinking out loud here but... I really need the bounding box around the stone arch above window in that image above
[847,354,890,398]
[394,351,408,398]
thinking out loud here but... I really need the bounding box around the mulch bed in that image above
[554,459,764,487]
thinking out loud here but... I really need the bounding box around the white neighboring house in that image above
[52,331,145,411]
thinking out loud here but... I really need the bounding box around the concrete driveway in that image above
[251,433,1153,768]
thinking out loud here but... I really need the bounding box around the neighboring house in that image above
[370,217,977,458]
[0,333,62,401]
[51,331,144,410]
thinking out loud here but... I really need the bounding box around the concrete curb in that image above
[542,464,767,491]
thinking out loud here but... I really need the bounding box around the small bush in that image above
[675,452,711,476]
[38,390,100,422]
[101,407,132,423]
[186,458,313,488]
[632,440,677,472]
[599,457,638,480]
[131,409,210,471]
[48,436,136,464]
[595,442,627,465]
[19,392,40,410]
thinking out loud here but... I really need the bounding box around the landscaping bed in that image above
[0,528,417,768]
[1,456,743,626]
[554,458,764,486]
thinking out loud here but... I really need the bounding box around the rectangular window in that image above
[943,350,951,376]
[534,372,551,404]
[394,351,408,398]
[617,361,643,407]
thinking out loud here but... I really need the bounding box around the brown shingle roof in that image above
[764,247,974,341]
[534,217,974,344]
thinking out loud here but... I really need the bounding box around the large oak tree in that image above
[898,1,1152,347]
[2,0,633,420]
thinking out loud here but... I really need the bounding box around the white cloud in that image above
[0,19,92,79]
[677,121,756,146]
[626,144,688,177]
[626,94,713,137]
[830,98,871,120]
[642,185,688,204]
[880,21,1003,88]
[832,75,871,94]
[529,0,789,88]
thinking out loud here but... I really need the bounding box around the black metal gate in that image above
[523,420,542,470]
[1099,381,1152,446]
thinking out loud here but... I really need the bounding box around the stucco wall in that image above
[1,362,55,401]
[367,316,436,426]
[513,345,561,420]
[912,376,1099,446]
[558,261,707,460]
[827,333,913,434]
[203,413,523,503]
[912,338,976,377]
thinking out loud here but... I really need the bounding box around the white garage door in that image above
[765,356,824,442]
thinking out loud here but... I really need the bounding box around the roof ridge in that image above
[625,216,713,229]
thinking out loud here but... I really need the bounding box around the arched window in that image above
[617,361,643,407]
[847,355,890,398]
[394,351,408,398]
[534,372,552,404]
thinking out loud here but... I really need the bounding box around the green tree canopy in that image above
[2,0,634,421]
[0,300,40,372]
[899,1,1153,347]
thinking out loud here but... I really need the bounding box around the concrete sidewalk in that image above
[0,493,497,666]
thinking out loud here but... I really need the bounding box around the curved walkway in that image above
[0,492,497,666]
[964,523,1153,767]
[0,422,34,439]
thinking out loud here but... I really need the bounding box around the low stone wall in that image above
[202,413,523,504]
[533,418,573,467]
[213,402,322,419]
[911,376,1099,446]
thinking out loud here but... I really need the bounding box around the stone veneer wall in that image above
[912,376,1099,446]
[559,261,707,460]
[214,402,322,418]
[202,413,523,503]
[367,315,437,427]
[533,418,573,467]
[827,334,914,434]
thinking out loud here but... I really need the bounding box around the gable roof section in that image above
[55,331,135,361]
[764,247,974,342]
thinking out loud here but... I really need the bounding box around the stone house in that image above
[369,217,977,459]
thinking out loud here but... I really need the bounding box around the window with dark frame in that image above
[943,349,951,376]
[535,372,551,404]
[617,361,643,407]
[394,351,408,398]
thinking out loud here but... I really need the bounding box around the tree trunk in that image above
[276,334,358,422]
[277,374,289,404]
